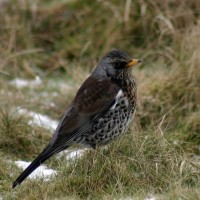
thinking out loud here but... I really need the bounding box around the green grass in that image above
[1,130,200,199]
[0,107,51,159]
[0,0,200,199]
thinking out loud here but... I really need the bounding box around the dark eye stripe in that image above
[112,60,127,69]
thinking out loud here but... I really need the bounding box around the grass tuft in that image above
[0,107,50,159]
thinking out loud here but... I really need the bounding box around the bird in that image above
[12,49,141,188]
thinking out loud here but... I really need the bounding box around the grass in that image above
[0,107,50,159]
[2,130,200,199]
[0,0,200,199]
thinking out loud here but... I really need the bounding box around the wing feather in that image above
[50,76,120,148]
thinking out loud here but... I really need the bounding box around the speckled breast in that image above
[84,80,136,147]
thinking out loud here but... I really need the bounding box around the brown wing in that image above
[74,76,120,115]
[50,76,120,147]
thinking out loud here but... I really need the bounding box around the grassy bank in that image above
[0,0,200,199]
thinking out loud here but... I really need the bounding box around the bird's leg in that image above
[90,144,97,150]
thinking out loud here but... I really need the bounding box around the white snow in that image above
[145,195,156,200]
[10,76,42,88]
[14,150,85,181]
[17,107,58,131]
[58,149,86,160]
[27,111,58,130]
[47,79,74,94]
[119,195,156,200]
[14,160,57,180]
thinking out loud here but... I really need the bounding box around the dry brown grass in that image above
[0,0,200,199]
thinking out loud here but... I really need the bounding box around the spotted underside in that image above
[75,79,136,148]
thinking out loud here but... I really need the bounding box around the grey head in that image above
[92,49,141,79]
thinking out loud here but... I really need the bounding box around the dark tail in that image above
[12,144,56,189]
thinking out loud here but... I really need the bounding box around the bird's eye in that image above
[114,61,127,69]
[114,61,122,68]
[115,62,120,67]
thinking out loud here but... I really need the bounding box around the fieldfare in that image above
[12,49,141,188]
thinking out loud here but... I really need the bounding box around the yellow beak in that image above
[126,59,141,68]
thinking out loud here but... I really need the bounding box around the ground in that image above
[0,0,200,199]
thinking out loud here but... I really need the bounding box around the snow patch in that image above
[14,150,86,181]
[58,149,86,160]
[14,160,56,180]
[17,108,58,131]
[10,76,42,88]
[145,195,156,200]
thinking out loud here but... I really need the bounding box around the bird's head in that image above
[95,49,141,79]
